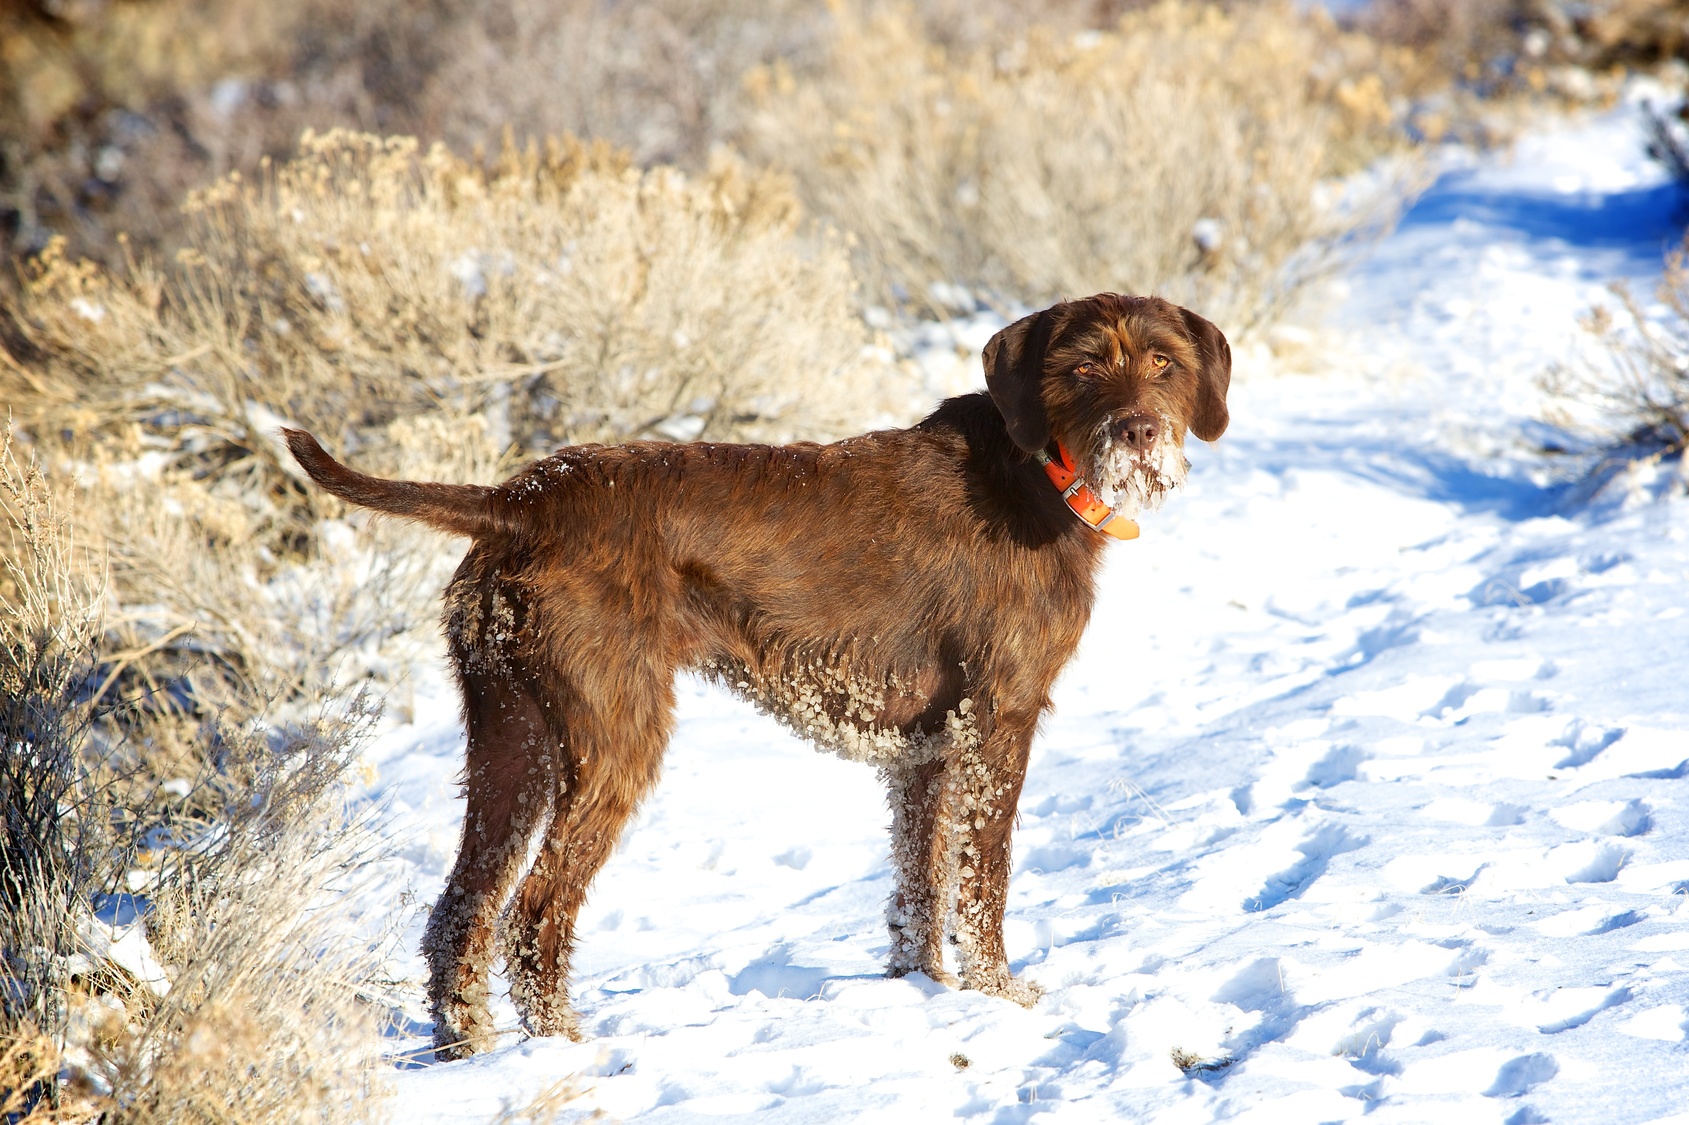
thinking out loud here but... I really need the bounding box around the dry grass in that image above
[1541,244,1689,486]
[1,442,394,1123]
[411,0,817,168]
[487,1075,602,1124]
[3,127,887,720]
[1,435,114,1082]
[85,703,392,1125]
[1,1022,104,1121]
[0,0,1178,266]
[7,128,882,455]
[413,0,1177,170]
[10,0,1680,280]
[742,1,1417,328]
[1170,1045,1234,1073]
[1359,0,1526,84]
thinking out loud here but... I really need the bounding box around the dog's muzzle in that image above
[1090,414,1189,518]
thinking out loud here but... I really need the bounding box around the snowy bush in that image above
[1542,247,1689,483]
[1,442,389,1123]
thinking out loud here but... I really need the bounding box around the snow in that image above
[362,103,1689,1122]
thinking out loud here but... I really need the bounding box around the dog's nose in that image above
[1115,415,1159,449]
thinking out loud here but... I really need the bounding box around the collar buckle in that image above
[1035,443,1140,541]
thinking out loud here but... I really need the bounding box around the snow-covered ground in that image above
[364,103,1689,1123]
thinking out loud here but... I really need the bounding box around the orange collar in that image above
[1035,442,1140,541]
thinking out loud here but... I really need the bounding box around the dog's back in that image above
[289,398,1099,752]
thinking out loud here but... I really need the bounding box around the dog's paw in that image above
[510,974,585,1042]
[519,1005,585,1043]
[432,1001,498,1060]
[432,1024,495,1061]
[886,963,961,988]
[997,975,1046,1009]
[963,968,1045,1009]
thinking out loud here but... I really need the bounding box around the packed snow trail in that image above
[371,104,1689,1123]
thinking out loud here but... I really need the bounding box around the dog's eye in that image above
[1151,354,1170,370]
[1075,362,1104,379]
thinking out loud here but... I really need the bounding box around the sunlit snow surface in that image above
[367,102,1689,1123]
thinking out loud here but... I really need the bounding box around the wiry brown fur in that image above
[282,292,1230,1060]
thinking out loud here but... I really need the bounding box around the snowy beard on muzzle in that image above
[1086,418,1190,518]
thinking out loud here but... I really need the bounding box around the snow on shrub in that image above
[1,442,390,1123]
[1541,243,1689,490]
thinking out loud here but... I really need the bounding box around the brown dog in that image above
[283,292,1229,1059]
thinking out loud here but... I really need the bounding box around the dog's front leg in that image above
[947,708,1043,1008]
[883,758,959,986]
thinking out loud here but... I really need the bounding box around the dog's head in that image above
[982,294,1230,518]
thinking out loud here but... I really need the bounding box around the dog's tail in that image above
[282,428,507,540]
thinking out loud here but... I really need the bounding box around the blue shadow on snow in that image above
[1400,169,1687,269]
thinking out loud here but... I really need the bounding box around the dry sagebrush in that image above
[3,128,886,713]
[742,0,1415,327]
[1,439,113,1065]
[0,0,1224,266]
[0,444,391,1123]
[87,700,392,1125]
[1542,246,1689,486]
[0,0,833,263]
[8,129,883,458]
[1363,0,1689,101]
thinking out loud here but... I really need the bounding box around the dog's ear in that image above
[984,307,1057,453]
[1179,307,1231,442]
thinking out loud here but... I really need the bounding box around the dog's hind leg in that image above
[883,758,959,986]
[422,675,553,1060]
[503,664,674,1041]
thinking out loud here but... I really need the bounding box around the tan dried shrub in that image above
[1541,242,1689,482]
[4,127,889,710]
[1,437,114,1065]
[1,1021,99,1121]
[86,701,391,1125]
[742,0,1417,328]
[73,435,480,719]
[487,1074,601,1124]
[8,129,883,458]
[413,0,819,168]
[413,0,1174,170]
[1363,0,1689,103]
[1,445,390,1124]
[1359,0,1527,83]
[0,0,1161,266]
[1,0,825,262]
